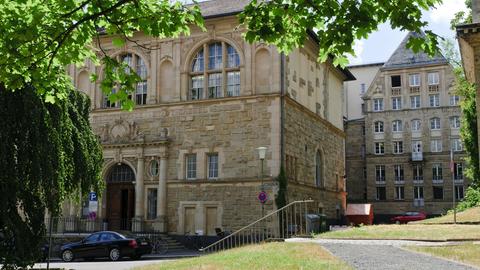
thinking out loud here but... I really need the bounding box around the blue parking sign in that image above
[89,192,97,202]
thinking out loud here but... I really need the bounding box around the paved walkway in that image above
[287,239,477,270]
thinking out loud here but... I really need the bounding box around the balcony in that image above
[454,177,464,184]
[413,176,424,184]
[413,199,425,207]
[411,152,423,161]
[410,86,420,94]
[391,87,402,96]
[375,177,386,185]
[432,178,444,184]
[428,84,439,92]
[394,177,405,185]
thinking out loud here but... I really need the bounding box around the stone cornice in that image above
[285,96,346,138]
[102,139,169,149]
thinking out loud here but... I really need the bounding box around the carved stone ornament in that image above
[101,119,144,144]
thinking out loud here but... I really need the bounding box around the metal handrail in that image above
[199,200,314,252]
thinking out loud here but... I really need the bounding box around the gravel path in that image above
[287,239,477,270]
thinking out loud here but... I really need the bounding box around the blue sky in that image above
[348,0,468,65]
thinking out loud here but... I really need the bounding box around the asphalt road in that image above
[33,258,175,270]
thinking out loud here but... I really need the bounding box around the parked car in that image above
[60,231,152,262]
[390,211,426,224]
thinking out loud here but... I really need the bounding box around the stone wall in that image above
[345,119,366,202]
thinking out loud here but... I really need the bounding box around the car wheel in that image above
[109,248,121,261]
[62,250,74,262]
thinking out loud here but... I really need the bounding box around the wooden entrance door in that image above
[107,183,135,231]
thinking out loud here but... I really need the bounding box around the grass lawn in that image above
[406,243,480,267]
[318,224,480,240]
[414,207,480,224]
[135,242,351,270]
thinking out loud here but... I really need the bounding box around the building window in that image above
[376,186,386,200]
[190,42,241,100]
[432,163,443,180]
[395,186,405,200]
[451,138,463,152]
[392,97,402,110]
[207,153,219,179]
[412,140,422,153]
[149,160,159,177]
[375,165,385,182]
[450,95,460,106]
[373,98,384,111]
[391,75,401,87]
[431,139,442,152]
[392,120,403,132]
[433,186,443,200]
[411,119,421,131]
[360,83,366,94]
[394,165,404,181]
[374,121,384,133]
[450,116,461,129]
[361,126,366,136]
[428,72,439,85]
[409,74,420,86]
[393,141,403,154]
[455,185,464,200]
[185,154,197,180]
[414,186,424,199]
[374,142,385,155]
[430,117,441,130]
[413,164,423,180]
[454,163,463,180]
[361,145,366,158]
[315,151,323,187]
[429,94,440,107]
[410,95,421,109]
[147,189,157,220]
[103,88,118,108]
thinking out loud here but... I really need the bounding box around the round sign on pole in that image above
[258,191,268,204]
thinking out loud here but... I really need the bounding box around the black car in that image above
[60,231,152,262]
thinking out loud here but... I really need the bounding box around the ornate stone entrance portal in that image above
[106,164,135,231]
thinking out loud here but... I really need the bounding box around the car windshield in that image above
[84,233,100,243]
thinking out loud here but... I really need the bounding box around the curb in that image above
[318,238,480,242]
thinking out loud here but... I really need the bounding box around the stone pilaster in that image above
[133,154,145,232]
[154,153,168,232]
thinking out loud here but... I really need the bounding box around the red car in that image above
[391,211,426,224]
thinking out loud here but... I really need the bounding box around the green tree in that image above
[0,88,103,269]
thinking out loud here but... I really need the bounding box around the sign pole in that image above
[450,149,456,224]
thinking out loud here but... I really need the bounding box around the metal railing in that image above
[199,200,315,253]
[44,217,156,234]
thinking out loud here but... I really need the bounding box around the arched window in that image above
[189,42,240,100]
[102,53,148,108]
[315,151,323,187]
[107,164,135,183]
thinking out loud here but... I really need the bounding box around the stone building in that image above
[62,0,352,235]
[346,32,467,220]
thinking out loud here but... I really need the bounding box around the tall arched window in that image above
[102,53,148,108]
[107,164,135,183]
[315,151,323,187]
[190,42,240,100]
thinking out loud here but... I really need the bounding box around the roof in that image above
[348,62,384,69]
[382,32,448,70]
[194,0,251,18]
[345,204,372,216]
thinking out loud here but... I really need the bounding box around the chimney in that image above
[473,0,480,23]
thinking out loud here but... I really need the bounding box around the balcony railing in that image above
[410,86,420,93]
[413,199,425,207]
[428,84,439,92]
[454,177,464,184]
[432,178,443,184]
[411,152,423,161]
[375,177,386,184]
[391,87,402,96]
[413,176,424,184]
[394,177,405,184]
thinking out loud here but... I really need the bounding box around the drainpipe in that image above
[280,53,285,167]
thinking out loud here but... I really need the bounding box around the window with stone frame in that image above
[392,97,402,110]
[375,165,386,182]
[395,186,405,200]
[374,142,384,155]
[432,163,443,180]
[409,73,421,86]
[391,75,402,87]
[189,42,240,100]
[393,141,403,154]
[411,119,421,131]
[454,163,464,180]
[429,94,440,107]
[428,72,439,85]
[207,153,219,179]
[374,121,384,133]
[373,98,384,111]
[414,186,424,199]
[102,53,148,108]
[393,165,404,181]
[433,186,444,200]
[392,120,403,132]
[451,138,463,152]
[410,95,421,109]
[413,164,423,180]
[430,139,442,152]
[376,186,386,201]
[450,95,460,106]
[149,160,159,177]
[147,188,157,220]
[185,154,197,180]
[430,117,441,130]
[455,185,464,200]
[450,116,461,129]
